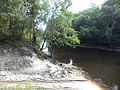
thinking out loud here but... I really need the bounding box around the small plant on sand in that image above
[0,82,45,90]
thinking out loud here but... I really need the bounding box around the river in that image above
[53,46,120,88]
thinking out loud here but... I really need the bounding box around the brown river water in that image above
[52,46,120,88]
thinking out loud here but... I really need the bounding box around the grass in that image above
[0,82,45,90]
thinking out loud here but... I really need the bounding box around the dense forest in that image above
[72,0,120,46]
[0,0,120,49]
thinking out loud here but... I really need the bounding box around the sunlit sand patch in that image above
[83,80,110,90]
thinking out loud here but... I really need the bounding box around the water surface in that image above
[53,46,120,87]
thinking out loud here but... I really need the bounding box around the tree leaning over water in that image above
[40,0,80,50]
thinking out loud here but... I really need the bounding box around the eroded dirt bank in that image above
[0,44,112,90]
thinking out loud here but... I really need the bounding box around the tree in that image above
[47,10,80,47]
[39,0,80,51]
[72,0,120,46]
[25,0,41,44]
[72,6,107,44]
[103,0,120,44]
[45,0,80,47]
[0,0,28,41]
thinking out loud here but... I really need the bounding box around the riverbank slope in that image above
[0,43,110,90]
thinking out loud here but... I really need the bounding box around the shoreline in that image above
[0,43,112,90]
[75,44,120,52]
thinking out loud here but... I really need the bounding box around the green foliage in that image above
[116,0,120,6]
[2,0,120,48]
[0,0,27,40]
[0,0,48,43]
[79,26,107,44]
[0,0,79,49]
[72,1,120,45]
[0,82,45,90]
[47,10,80,47]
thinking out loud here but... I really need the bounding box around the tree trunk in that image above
[40,37,47,51]
[32,17,36,44]
[32,30,36,44]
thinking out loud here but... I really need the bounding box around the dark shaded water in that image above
[53,46,120,87]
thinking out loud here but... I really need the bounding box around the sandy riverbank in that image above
[0,44,111,90]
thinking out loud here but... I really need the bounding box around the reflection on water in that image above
[53,46,120,87]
